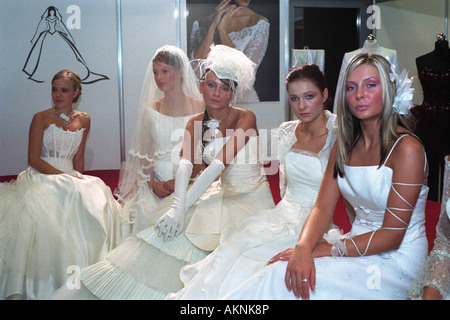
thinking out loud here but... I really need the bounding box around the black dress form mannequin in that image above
[412,33,450,202]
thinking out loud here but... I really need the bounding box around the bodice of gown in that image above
[418,67,450,111]
[39,124,85,174]
[149,109,191,181]
[202,136,265,194]
[282,150,323,207]
[338,165,428,244]
[278,111,337,203]
[47,18,57,34]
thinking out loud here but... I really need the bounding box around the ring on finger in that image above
[301,278,309,282]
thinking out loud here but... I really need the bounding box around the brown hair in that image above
[286,64,329,108]
[153,50,182,71]
[52,70,82,103]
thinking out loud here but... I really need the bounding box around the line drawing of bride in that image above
[22,6,109,84]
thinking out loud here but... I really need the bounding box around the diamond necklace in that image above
[53,107,74,127]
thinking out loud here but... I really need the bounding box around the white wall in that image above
[377,0,448,106]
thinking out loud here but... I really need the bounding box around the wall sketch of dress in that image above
[22,6,109,84]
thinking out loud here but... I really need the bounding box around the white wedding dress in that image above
[122,108,193,234]
[53,135,275,300]
[225,134,429,300]
[0,124,122,299]
[167,112,337,299]
[190,19,269,103]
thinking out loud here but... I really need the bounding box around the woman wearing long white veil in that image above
[114,45,204,236]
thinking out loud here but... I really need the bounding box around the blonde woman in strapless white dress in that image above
[0,70,122,300]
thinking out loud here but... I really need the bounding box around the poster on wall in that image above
[186,0,280,103]
[21,5,110,85]
[0,0,120,174]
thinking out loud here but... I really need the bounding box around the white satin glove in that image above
[156,158,225,240]
[185,158,225,208]
[156,159,193,240]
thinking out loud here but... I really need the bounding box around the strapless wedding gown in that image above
[53,136,274,299]
[167,113,337,299]
[0,124,122,299]
[121,109,193,235]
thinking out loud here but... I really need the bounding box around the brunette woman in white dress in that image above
[167,64,337,299]
[114,45,204,236]
[0,70,122,299]
[52,45,274,300]
[190,0,269,103]
[225,53,429,300]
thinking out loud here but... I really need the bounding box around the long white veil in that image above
[115,45,204,205]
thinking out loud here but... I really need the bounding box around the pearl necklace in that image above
[53,107,74,127]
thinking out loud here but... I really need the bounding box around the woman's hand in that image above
[163,179,175,193]
[422,286,443,300]
[216,4,241,33]
[152,180,175,198]
[284,245,316,300]
[211,0,233,29]
[267,248,294,265]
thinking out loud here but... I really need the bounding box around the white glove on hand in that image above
[156,159,193,240]
[156,207,184,240]
[185,159,225,208]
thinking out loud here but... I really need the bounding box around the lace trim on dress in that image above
[228,19,269,69]
[407,156,450,299]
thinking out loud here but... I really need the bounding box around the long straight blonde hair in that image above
[334,53,415,177]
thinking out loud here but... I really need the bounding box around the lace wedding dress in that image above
[190,19,269,103]
[0,124,122,299]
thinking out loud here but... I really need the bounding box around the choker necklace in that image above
[204,108,231,157]
[53,107,74,127]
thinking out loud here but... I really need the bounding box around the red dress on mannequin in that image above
[412,36,450,202]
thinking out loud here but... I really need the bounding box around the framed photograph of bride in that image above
[185,0,281,103]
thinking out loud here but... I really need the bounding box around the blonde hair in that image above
[334,53,415,177]
[52,70,82,103]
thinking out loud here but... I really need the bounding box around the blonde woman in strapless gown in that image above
[0,70,122,300]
